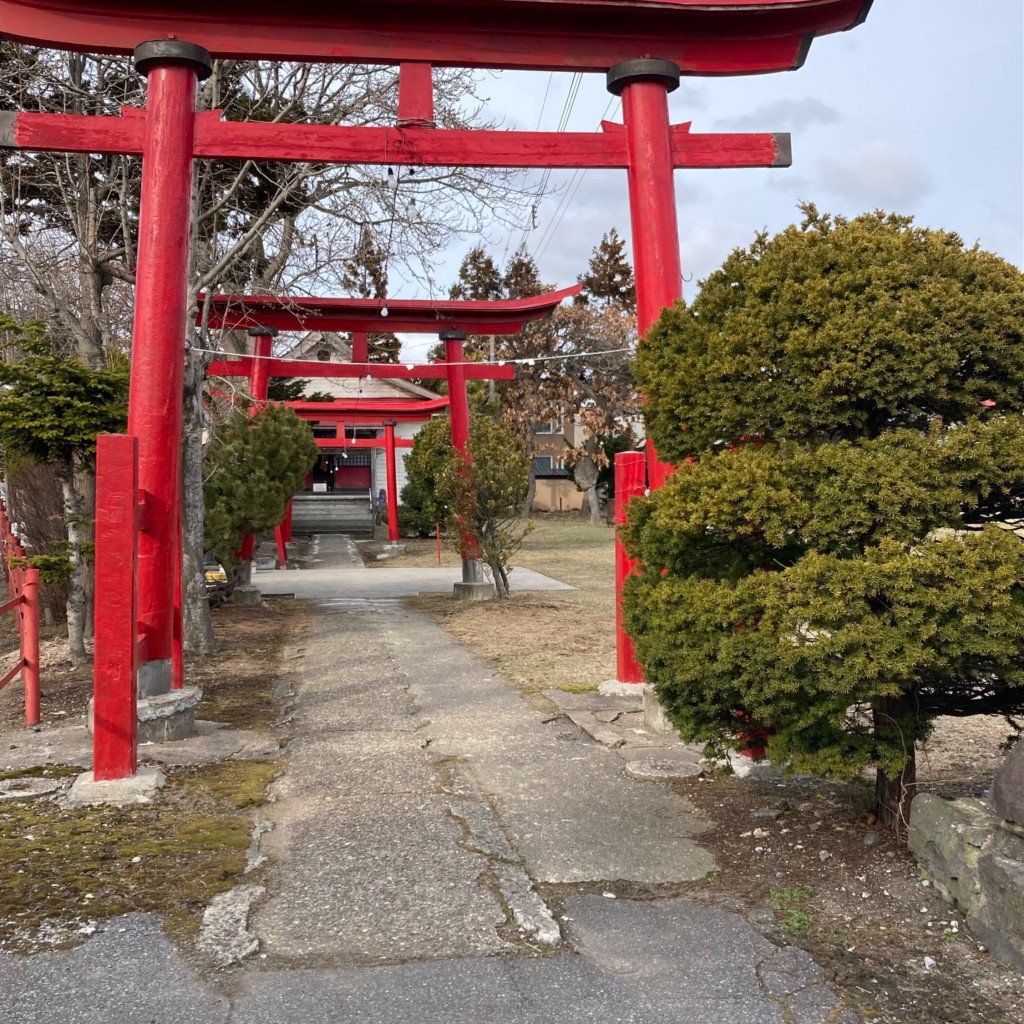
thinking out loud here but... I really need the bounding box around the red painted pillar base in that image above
[614,451,647,684]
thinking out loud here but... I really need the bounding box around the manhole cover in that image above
[624,759,704,781]
[0,777,62,801]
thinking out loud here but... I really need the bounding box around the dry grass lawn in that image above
[379,514,618,695]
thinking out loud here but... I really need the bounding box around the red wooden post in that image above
[20,567,40,727]
[93,434,140,782]
[248,325,276,406]
[615,452,647,684]
[274,524,288,567]
[283,498,293,543]
[443,329,484,583]
[127,40,211,698]
[398,62,435,127]
[383,420,400,543]
[350,332,368,363]
[608,58,683,492]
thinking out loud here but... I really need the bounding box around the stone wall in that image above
[908,793,1024,972]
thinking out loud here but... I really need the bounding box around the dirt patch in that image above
[188,598,307,731]
[406,515,617,696]
[0,621,93,731]
[649,726,1023,1024]
[0,759,279,954]
[0,597,304,953]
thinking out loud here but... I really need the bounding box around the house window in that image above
[533,419,563,435]
[532,456,553,473]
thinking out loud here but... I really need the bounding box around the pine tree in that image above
[340,225,400,363]
[576,228,635,311]
[203,404,317,570]
[624,206,1024,832]
[449,244,504,300]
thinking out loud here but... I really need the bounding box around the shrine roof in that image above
[0,1,872,73]
[198,286,581,334]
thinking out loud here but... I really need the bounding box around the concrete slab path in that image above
[0,534,861,1023]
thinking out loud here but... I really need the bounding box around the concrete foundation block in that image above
[452,581,494,602]
[87,686,201,744]
[642,685,674,733]
[138,687,201,742]
[232,584,262,605]
[597,680,645,697]
[66,765,166,807]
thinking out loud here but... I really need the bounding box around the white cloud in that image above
[817,140,934,208]
[715,98,841,132]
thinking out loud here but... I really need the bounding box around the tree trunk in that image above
[181,343,215,654]
[522,431,536,521]
[77,469,96,638]
[873,695,918,837]
[585,483,602,525]
[57,460,89,666]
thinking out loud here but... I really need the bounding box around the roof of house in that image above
[282,332,440,401]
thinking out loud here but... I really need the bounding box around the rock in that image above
[908,793,1024,972]
[819,850,832,862]
[863,833,884,847]
[197,883,265,967]
[809,821,823,833]
[992,742,1024,824]
[624,759,703,781]
[0,777,61,801]
[752,807,784,821]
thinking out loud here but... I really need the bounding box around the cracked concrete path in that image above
[0,535,861,1022]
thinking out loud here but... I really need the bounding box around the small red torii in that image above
[201,286,579,565]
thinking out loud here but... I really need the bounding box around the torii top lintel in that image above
[200,285,583,335]
[0,1,872,73]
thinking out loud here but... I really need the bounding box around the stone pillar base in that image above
[232,584,262,605]
[642,685,674,733]
[453,581,494,602]
[88,686,201,743]
[66,766,166,807]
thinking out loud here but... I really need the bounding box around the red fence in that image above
[0,493,41,727]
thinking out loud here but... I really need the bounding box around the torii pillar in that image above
[607,58,683,684]
[127,40,211,698]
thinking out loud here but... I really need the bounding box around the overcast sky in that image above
[397,0,1023,360]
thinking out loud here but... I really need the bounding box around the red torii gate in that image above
[202,287,579,556]
[0,0,872,781]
